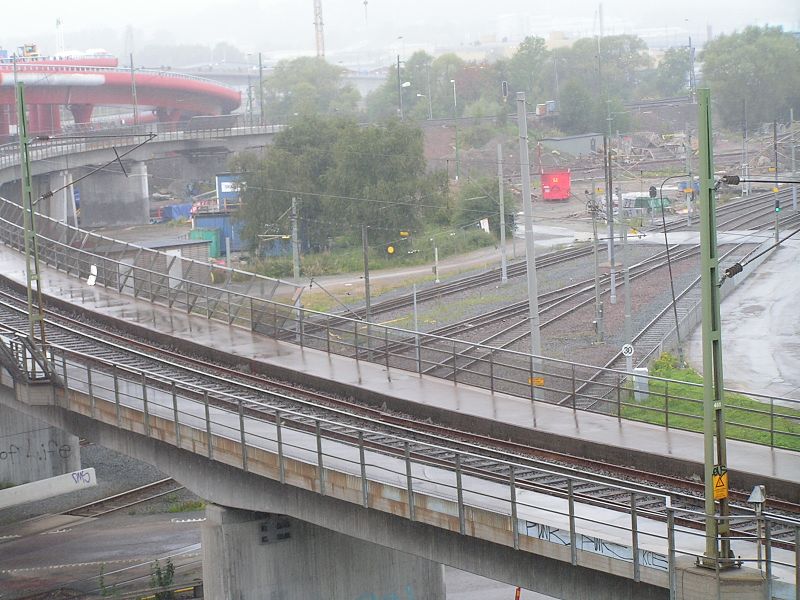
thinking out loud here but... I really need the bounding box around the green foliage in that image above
[700,26,800,128]
[151,558,176,600]
[622,354,800,450]
[451,178,515,237]
[167,500,205,513]
[653,47,692,97]
[262,57,360,121]
[234,116,449,252]
[506,36,550,101]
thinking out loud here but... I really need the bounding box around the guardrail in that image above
[0,196,797,450]
[0,123,283,173]
[41,343,800,597]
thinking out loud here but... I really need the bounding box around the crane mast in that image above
[313,0,325,58]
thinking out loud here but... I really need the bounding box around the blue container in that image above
[193,213,247,254]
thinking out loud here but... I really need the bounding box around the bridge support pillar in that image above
[0,105,10,137]
[44,171,77,226]
[674,557,766,599]
[76,160,149,227]
[0,397,80,486]
[36,105,61,136]
[69,104,94,125]
[202,504,446,600]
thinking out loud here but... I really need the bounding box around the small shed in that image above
[540,133,604,158]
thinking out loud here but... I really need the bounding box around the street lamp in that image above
[416,93,433,120]
[399,81,411,120]
[451,79,459,181]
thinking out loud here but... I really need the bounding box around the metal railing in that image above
[0,123,283,174]
[0,196,797,450]
[38,344,800,597]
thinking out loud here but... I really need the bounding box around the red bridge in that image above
[0,56,241,136]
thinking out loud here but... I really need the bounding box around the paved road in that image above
[686,237,800,402]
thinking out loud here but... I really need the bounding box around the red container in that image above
[541,170,571,201]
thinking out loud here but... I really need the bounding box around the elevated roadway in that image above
[0,62,241,136]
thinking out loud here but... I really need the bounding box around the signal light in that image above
[775,201,781,213]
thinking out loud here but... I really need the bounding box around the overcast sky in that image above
[3,0,798,59]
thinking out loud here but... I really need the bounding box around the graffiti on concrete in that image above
[0,439,72,463]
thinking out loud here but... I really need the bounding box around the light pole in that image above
[451,79,459,181]
[430,238,440,283]
[659,173,690,364]
[399,81,411,120]
[416,94,433,120]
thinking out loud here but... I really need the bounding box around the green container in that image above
[189,227,222,258]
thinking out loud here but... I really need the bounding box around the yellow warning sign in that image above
[529,376,545,386]
[712,465,729,500]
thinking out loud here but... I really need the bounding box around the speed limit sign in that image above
[621,344,634,357]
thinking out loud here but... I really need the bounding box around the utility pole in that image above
[623,223,632,373]
[685,124,694,226]
[451,79,460,181]
[396,55,403,120]
[313,0,325,58]
[590,181,603,343]
[774,120,780,243]
[362,224,371,323]
[516,92,542,362]
[792,108,797,211]
[697,88,731,567]
[497,143,508,283]
[291,197,300,280]
[605,134,617,304]
[258,51,264,126]
[16,83,47,349]
[130,53,138,126]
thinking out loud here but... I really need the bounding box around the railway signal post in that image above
[697,88,732,567]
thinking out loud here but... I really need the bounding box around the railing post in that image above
[61,354,70,410]
[205,285,211,319]
[316,420,325,495]
[326,317,331,355]
[141,372,150,437]
[359,431,368,508]
[204,390,213,460]
[617,373,622,419]
[415,331,422,375]
[172,382,181,448]
[568,479,577,566]
[239,400,248,472]
[665,379,670,429]
[529,356,534,402]
[489,350,495,394]
[765,520,773,600]
[452,340,458,384]
[276,410,285,484]
[87,364,95,418]
[770,396,775,447]
[113,366,120,427]
[668,508,676,600]
[794,526,799,600]
[405,441,415,521]
[630,492,640,582]
[571,363,577,409]
[299,308,304,347]
[384,328,390,380]
[510,466,519,550]
[354,320,360,363]
[455,454,465,535]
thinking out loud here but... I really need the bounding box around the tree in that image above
[653,47,692,97]
[262,57,360,121]
[451,178,515,237]
[235,117,448,251]
[700,26,800,128]
[506,36,550,101]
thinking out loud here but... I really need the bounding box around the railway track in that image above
[0,279,796,551]
[65,478,186,518]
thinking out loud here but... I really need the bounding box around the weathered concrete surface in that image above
[687,238,800,402]
[0,400,79,485]
[203,504,445,600]
[77,161,149,227]
[0,467,96,509]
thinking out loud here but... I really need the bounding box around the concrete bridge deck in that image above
[0,243,795,500]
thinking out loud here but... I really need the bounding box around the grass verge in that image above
[622,354,800,451]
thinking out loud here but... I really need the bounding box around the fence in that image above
[33,344,799,598]
[0,195,798,450]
